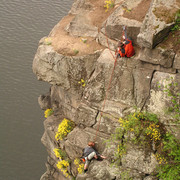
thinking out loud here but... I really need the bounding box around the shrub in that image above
[104,0,115,12]
[74,158,84,174]
[109,111,180,179]
[171,10,180,31]
[55,118,75,141]
[157,78,180,123]
[44,37,52,45]
[78,79,86,87]
[53,148,67,160]
[73,49,79,55]
[57,160,70,177]
[44,108,53,118]
[157,132,180,179]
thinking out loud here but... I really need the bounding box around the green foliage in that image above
[157,132,180,180]
[104,0,115,12]
[78,79,86,87]
[74,158,84,174]
[158,79,180,123]
[80,38,87,43]
[109,112,162,165]
[119,112,160,143]
[120,170,132,180]
[73,49,79,55]
[44,108,53,118]
[55,118,75,141]
[171,10,180,31]
[57,160,70,177]
[44,37,52,45]
[108,111,180,179]
[54,148,67,160]
[171,24,180,31]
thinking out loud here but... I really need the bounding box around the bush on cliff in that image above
[55,118,75,141]
[108,111,180,180]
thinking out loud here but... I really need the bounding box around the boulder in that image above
[65,13,98,38]
[138,47,175,68]
[173,54,180,70]
[122,146,158,174]
[93,112,119,134]
[33,44,71,88]
[38,94,51,110]
[65,127,92,160]
[147,71,175,113]
[100,4,142,44]
[97,32,117,51]
[69,0,93,15]
[33,40,101,93]
[133,68,154,108]
[101,100,132,118]
[137,0,179,48]
[144,176,158,180]
[122,0,144,10]
[34,1,180,179]
[77,160,143,180]
[75,103,98,127]
[141,70,180,137]
[139,61,176,74]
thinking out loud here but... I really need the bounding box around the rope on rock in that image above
[93,22,125,142]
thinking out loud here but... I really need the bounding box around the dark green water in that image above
[0,0,74,179]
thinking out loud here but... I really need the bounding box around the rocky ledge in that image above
[33,0,180,179]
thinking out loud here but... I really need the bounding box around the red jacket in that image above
[118,39,135,58]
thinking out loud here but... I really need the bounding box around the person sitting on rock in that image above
[116,26,135,58]
[116,41,125,58]
[83,141,106,172]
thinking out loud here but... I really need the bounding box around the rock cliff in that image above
[33,0,180,179]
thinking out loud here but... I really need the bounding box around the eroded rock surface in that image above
[33,0,180,179]
[137,0,179,48]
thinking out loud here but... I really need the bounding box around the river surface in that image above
[0,1,74,179]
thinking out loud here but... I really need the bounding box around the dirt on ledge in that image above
[123,0,152,22]
[48,0,119,56]
[49,15,104,56]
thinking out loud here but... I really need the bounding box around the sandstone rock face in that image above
[33,39,101,89]
[173,54,180,70]
[147,71,177,117]
[138,47,175,68]
[146,71,180,138]
[69,0,93,15]
[38,94,51,110]
[65,13,98,38]
[137,0,179,48]
[121,146,158,174]
[100,5,142,45]
[33,0,180,179]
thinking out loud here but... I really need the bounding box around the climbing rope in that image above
[93,22,125,142]
[93,57,117,141]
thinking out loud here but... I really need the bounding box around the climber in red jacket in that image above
[116,26,135,58]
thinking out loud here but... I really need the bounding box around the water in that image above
[0,0,74,179]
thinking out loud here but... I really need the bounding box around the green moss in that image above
[153,7,179,24]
